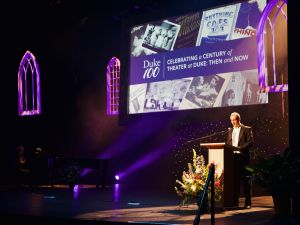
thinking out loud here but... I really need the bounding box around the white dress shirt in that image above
[232,127,241,147]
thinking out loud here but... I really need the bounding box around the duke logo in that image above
[143,58,161,79]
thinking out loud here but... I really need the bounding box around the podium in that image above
[200,142,239,207]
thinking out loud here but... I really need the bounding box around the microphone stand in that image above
[185,128,230,144]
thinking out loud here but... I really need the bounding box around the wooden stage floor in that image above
[0,185,299,225]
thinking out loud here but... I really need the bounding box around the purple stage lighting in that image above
[115,175,120,181]
[117,139,174,179]
[18,50,41,116]
[106,57,120,115]
[257,0,288,93]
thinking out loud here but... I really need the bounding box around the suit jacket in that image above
[226,124,253,159]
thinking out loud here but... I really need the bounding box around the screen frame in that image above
[119,0,264,125]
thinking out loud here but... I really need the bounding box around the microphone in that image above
[212,127,231,135]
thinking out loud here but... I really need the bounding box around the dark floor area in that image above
[0,185,299,225]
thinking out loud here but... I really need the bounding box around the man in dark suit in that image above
[226,112,253,209]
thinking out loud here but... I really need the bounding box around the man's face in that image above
[230,115,240,128]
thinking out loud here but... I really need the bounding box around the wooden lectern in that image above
[200,142,239,208]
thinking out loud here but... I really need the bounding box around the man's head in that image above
[230,112,241,128]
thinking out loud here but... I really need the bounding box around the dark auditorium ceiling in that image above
[5,0,173,20]
[4,0,233,22]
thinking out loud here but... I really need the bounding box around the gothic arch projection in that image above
[257,0,288,93]
[106,57,120,115]
[18,51,41,116]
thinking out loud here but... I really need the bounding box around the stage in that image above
[0,185,298,225]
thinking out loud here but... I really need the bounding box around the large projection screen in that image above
[128,0,267,114]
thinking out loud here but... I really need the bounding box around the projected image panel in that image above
[141,20,181,53]
[143,79,190,112]
[131,26,154,57]
[184,75,225,108]
[129,83,147,114]
[129,79,191,114]
[128,0,268,114]
[221,70,268,107]
[196,3,241,45]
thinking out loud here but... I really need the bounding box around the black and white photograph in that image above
[129,83,147,114]
[196,4,240,46]
[130,25,155,57]
[143,79,190,112]
[141,20,181,53]
[185,74,225,108]
[221,70,268,107]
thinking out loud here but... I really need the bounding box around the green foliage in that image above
[246,148,300,191]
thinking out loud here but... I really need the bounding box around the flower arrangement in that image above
[175,149,224,205]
